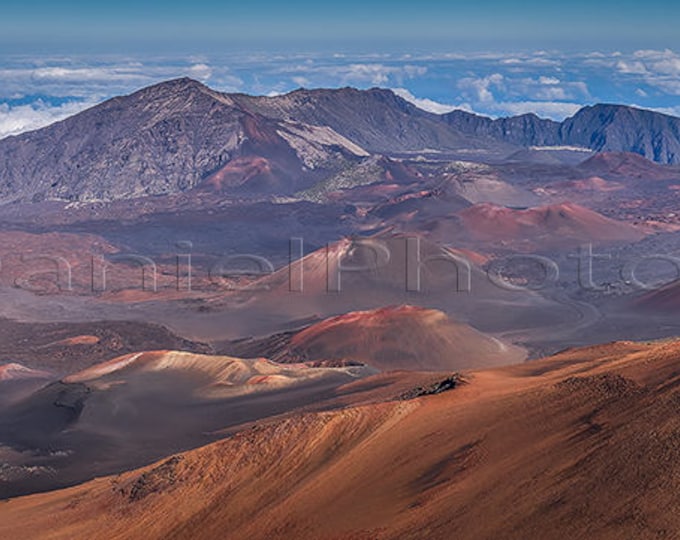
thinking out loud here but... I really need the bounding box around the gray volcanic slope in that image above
[1,78,680,205]
[228,86,510,154]
[0,79,508,204]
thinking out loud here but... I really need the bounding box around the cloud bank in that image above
[2,49,680,137]
[0,100,96,139]
[391,88,464,114]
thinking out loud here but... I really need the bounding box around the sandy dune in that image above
[0,349,384,498]
[3,339,680,538]
[64,349,369,397]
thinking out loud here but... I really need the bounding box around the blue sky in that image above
[1,1,680,138]
[1,1,679,52]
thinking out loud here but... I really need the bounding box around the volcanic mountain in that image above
[456,201,646,249]
[4,339,680,538]
[2,79,680,206]
[444,110,562,147]
[3,62,680,540]
[0,79,507,204]
[576,151,680,180]
[228,86,509,155]
[446,105,680,164]
[634,279,680,312]
[192,233,573,342]
[223,305,525,371]
[0,79,372,202]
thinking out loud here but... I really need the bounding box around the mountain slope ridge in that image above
[1,78,680,205]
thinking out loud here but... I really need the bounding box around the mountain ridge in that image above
[1,78,680,205]
[445,102,680,164]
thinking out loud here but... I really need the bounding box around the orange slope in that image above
[458,201,645,248]
[3,339,680,539]
[226,305,525,371]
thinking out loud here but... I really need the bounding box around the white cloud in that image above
[458,73,504,104]
[494,101,582,119]
[500,56,561,67]
[272,62,427,86]
[538,87,569,100]
[513,77,589,101]
[343,64,392,85]
[0,100,95,140]
[26,62,211,84]
[30,66,145,82]
[641,104,680,118]
[391,88,470,114]
[337,63,427,85]
[186,63,212,82]
[2,49,678,138]
[616,49,680,95]
[457,72,587,119]
[0,59,230,102]
[616,60,648,75]
[291,76,310,87]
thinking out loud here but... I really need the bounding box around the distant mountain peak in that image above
[0,79,680,206]
[445,102,680,164]
[129,77,217,102]
[580,102,666,116]
[142,77,209,92]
